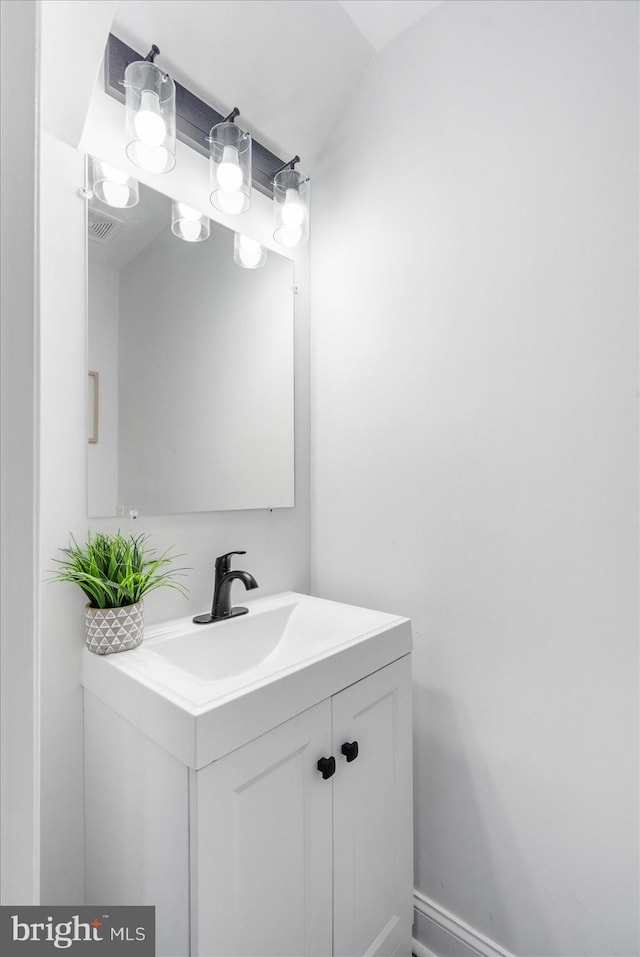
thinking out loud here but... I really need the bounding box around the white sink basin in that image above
[148,602,296,680]
[82,591,412,769]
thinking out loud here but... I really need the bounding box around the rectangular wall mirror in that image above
[87,176,295,517]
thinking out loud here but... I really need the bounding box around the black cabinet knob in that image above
[341,741,359,763]
[317,756,336,780]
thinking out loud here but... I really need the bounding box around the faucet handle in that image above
[215,551,247,576]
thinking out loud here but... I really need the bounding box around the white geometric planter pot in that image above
[85,600,144,655]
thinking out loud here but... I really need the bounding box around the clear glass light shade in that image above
[273,168,310,247]
[171,201,210,242]
[234,233,267,269]
[209,122,251,214]
[124,60,176,173]
[89,157,139,208]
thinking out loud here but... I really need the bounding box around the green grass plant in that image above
[49,531,188,608]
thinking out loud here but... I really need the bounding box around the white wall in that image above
[311,2,639,955]
[0,0,40,906]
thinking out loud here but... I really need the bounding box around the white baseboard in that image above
[413,890,514,957]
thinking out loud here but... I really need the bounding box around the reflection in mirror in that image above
[87,179,295,517]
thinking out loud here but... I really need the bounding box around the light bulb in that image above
[172,202,208,242]
[237,236,263,268]
[178,220,202,242]
[134,90,167,147]
[240,246,262,268]
[217,146,243,192]
[216,190,245,215]
[278,224,303,248]
[281,188,304,227]
[101,181,131,208]
[97,164,132,208]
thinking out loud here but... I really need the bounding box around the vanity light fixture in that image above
[233,233,267,269]
[89,156,139,208]
[171,201,210,242]
[124,45,176,174]
[106,35,297,201]
[273,156,310,248]
[209,108,252,215]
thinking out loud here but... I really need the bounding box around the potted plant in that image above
[50,530,188,655]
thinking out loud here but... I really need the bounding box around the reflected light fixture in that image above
[171,201,210,242]
[124,45,176,173]
[273,156,310,248]
[234,233,267,269]
[209,108,251,214]
[89,157,139,208]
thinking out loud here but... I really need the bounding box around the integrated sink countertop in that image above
[81,591,412,769]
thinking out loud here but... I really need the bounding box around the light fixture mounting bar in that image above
[104,33,285,198]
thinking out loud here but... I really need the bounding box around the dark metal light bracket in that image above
[104,33,286,199]
[273,155,300,176]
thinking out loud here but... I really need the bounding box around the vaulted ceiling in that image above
[338,0,443,51]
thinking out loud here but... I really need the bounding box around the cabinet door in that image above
[332,655,413,957]
[192,699,333,957]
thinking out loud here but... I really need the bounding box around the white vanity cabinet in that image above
[193,655,413,957]
[83,592,414,957]
[85,656,413,957]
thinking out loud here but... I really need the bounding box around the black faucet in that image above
[193,551,259,624]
